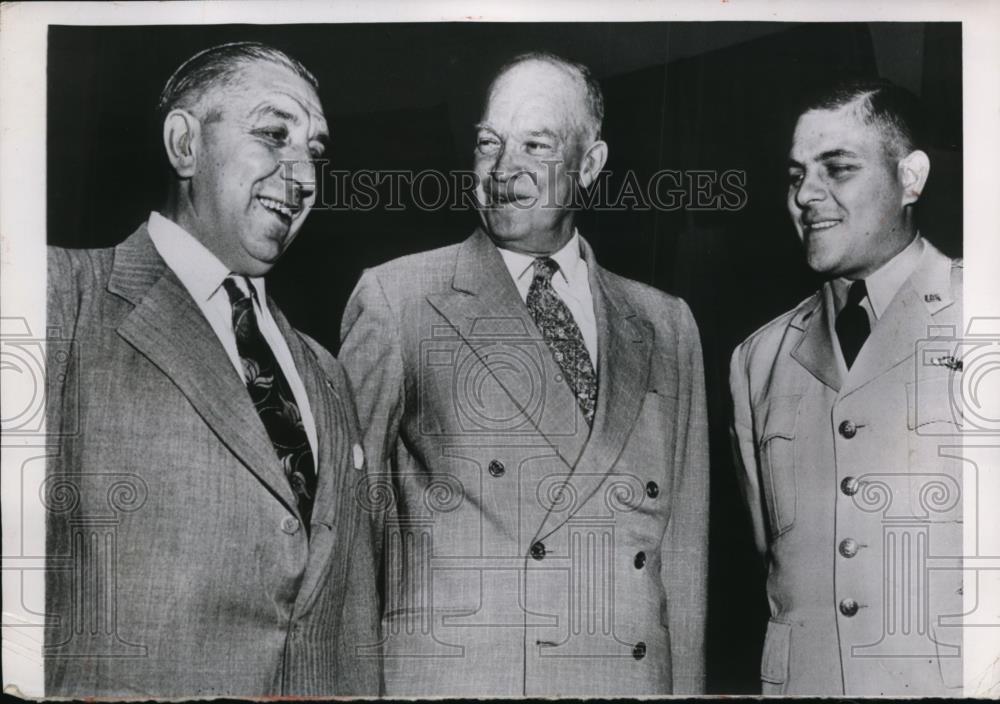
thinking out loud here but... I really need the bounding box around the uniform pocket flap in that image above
[906,376,960,429]
[755,395,800,444]
[760,618,792,685]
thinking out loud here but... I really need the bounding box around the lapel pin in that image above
[924,293,942,303]
[930,355,963,371]
[352,444,365,470]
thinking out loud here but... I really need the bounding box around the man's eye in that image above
[477,137,501,154]
[826,163,857,178]
[788,171,804,187]
[525,141,553,153]
[256,126,289,143]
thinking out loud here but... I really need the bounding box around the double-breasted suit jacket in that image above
[730,240,964,695]
[45,225,382,697]
[340,229,709,696]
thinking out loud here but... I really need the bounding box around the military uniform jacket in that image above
[44,226,382,697]
[729,240,964,695]
[339,229,709,696]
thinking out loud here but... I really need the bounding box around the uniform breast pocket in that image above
[754,395,800,540]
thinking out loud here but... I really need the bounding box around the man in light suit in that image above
[730,78,963,695]
[45,43,380,697]
[339,52,708,696]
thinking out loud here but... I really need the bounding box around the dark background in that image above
[48,22,962,694]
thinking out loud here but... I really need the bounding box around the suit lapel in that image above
[425,230,588,467]
[109,225,300,515]
[790,286,843,391]
[274,312,358,612]
[534,242,651,541]
[841,242,957,397]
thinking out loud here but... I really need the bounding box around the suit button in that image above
[839,598,859,617]
[841,476,860,496]
[838,420,857,439]
[281,516,300,535]
[645,481,659,498]
[530,542,546,560]
[634,551,647,569]
[839,538,859,558]
[488,459,505,477]
[632,641,646,660]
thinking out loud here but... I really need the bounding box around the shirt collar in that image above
[497,230,585,287]
[146,211,267,305]
[833,234,924,320]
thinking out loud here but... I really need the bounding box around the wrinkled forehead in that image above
[211,60,327,130]
[789,102,883,161]
[483,61,589,136]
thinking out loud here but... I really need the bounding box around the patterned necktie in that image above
[525,257,598,426]
[222,276,316,528]
[835,279,871,369]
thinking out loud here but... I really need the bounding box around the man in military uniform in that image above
[729,78,963,695]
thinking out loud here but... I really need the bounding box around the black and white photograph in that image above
[1,1,998,699]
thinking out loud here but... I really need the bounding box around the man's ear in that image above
[898,149,930,207]
[163,109,200,178]
[577,140,608,189]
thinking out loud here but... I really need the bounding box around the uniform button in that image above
[839,598,859,617]
[838,420,857,439]
[841,476,860,496]
[488,459,505,477]
[281,516,300,535]
[839,538,859,558]
[645,481,659,498]
[530,541,546,560]
[632,641,646,660]
[634,551,647,569]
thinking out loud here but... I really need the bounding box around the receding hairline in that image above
[157,42,319,122]
[486,53,604,142]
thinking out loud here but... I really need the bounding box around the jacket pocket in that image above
[760,618,792,694]
[755,395,800,540]
[906,376,960,432]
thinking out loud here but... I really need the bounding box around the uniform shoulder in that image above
[737,291,818,353]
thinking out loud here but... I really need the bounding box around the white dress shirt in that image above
[497,231,598,368]
[833,234,926,323]
[147,211,318,459]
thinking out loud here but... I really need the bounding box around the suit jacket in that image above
[729,240,964,696]
[339,229,709,697]
[44,225,382,697]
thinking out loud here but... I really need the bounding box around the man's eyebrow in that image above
[817,148,859,161]
[475,123,498,134]
[248,103,300,125]
[525,129,560,141]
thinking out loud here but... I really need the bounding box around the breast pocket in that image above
[754,395,800,540]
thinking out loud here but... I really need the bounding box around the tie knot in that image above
[533,257,559,284]
[846,279,867,307]
[222,276,252,306]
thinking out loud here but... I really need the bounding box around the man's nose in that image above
[280,151,317,203]
[490,143,522,180]
[794,170,826,208]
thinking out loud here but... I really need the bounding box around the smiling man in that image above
[729,78,963,695]
[340,52,708,696]
[45,43,380,697]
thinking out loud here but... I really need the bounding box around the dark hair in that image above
[490,51,605,141]
[796,77,925,158]
[157,41,318,122]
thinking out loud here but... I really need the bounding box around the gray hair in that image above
[490,51,605,141]
[157,41,318,123]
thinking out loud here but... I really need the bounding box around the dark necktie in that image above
[525,257,598,426]
[835,279,871,369]
[222,276,316,528]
